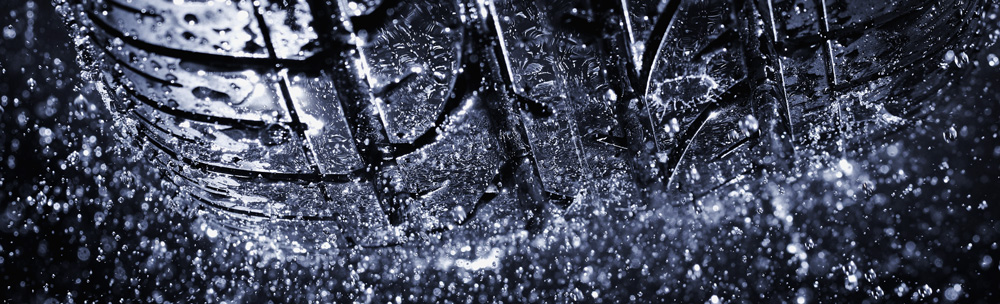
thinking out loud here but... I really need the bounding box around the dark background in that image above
[2,0,999,302]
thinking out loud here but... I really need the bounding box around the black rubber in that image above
[62,0,981,248]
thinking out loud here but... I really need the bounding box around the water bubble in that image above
[77,247,91,261]
[944,284,962,301]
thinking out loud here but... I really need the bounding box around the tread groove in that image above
[813,0,839,87]
[107,77,287,128]
[663,102,718,188]
[480,0,560,201]
[639,0,683,96]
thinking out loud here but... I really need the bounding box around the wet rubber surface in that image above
[2,0,1000,302]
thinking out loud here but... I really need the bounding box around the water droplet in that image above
[944,50,956,63]
[3,25,15,39]
[604,89,617,102]
[987,53,999,67]
[919,284,933,297]
[844,274,858,290]
[943,125,958,142]
[739,114,758,136]
[261,124,293,145]
[956,52,969,68]
[205,227,219,238]
[838,159,854,175]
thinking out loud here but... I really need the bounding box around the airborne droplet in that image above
[943,125,958,142]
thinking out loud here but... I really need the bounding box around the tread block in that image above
[357,0,464,144]
[258,0,321,59]
[492,0,636,197]
[99,41,294,124]
[390,95,505,230]
[93,0,270,58]
[130,105,314,174]
[286,71,366,175]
